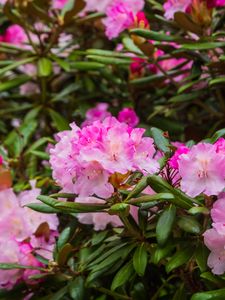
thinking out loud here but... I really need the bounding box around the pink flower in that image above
[118,108,139,127]
[52,0,68,9]
[83,0,112,13]
[163,0,192,19]
[103,0,145,39]
[204,228,225,275]
[3,25,27,45]
[211,193,225,223]
[178,143,225,197]
[169,143,189,169]
[50,117,159,198]
[82,103,111,127]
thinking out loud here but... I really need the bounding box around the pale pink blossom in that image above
[118,108,139,127]
[204,228,225,275]
[178,143,225,197]
[163,0,192,19]
[50,117,159,198]
[103,0,145,39]
[83,0,112,13]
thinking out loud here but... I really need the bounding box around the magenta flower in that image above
[82,103,111,127]
[103,0,145,39]
[169,143,190,169]
[178,143,225,197]
[3,25,27,45]
[118,108,139,127]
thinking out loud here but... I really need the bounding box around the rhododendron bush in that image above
[1,0,225,299]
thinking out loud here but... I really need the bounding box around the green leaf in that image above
[87,55,131,65]
[0,75,30,92]
[51,54,70,71]
[122,36,144,55]
[181,42,225,50]
[38,58,53,77]
[70,61,105,70]
[69,276,84,300]
[29,150,49,160]
[86,49,132,58]
[166,247,193,273]
[0,263,44,271]
[26,203,60,214]
[57,226,73,251]
[177,216,201,234]
[125,176,149,200]
[195,243,209,272]
[92,231,108,246]
[133,244,148,276]
[151,244,175,264]
[49,109,70,131]
[129,29,181,42]
[168,91,201,103]
[111,260,134,291]
[0,57,36,77]
[156,205,176,246]
[147,175,200,209]
[191,289,225,300]
[150,127,170,153]
[209,77,225,86]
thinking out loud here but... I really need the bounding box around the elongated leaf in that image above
[133,244,148,276]
[38,58,53,77]
[87,55,131,65]
[0,75,30,92]
[150,127,170,153]
[49,109,70,131]
[177,216,201,234]
[166,247,193,273]
[69,276,84,300]
[26,203,60,214]
[129,29,181,42]
[70,61,105,70]
[0,57,36,77]
[191,289,225,300]
[111,261,134,290]
[156,205,176,246]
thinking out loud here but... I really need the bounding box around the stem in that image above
[96,287,131,300]
[41,77,47,104]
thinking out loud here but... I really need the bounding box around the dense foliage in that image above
[1,0,225,299]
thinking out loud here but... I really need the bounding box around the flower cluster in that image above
[0,181,58,289]
[50,117,158,227]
